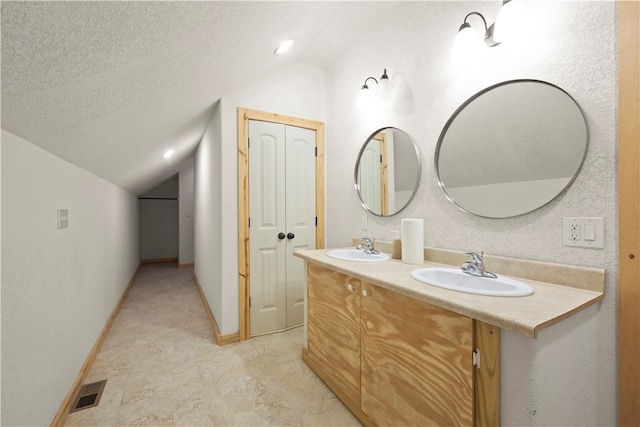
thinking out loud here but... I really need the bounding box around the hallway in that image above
[64,263,360,426]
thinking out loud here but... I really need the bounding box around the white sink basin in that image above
[410,267,534,297]
[327,249,391,262]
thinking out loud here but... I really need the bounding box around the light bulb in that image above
[376,69,392,99]
[274,39,294,55]
[356,86,374,110]
[452,23,483,64]
[493,0,527,43]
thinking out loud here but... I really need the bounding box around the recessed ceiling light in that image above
[162,149,175,159]
[274,39,294,55]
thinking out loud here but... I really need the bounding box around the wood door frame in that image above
[238,107,325,341]
[618,2,639,425]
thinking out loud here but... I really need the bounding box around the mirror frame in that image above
[355,127,422,217]
[434,79,589,218]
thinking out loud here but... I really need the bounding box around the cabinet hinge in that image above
[249,296,252,307]
[472,348,481,368]
[248,137,250,149]
[315,147,318,157]
[380,154,383,163]
[315,216,318,226]
[248,217,250,228]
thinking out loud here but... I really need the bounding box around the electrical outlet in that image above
[569,222,580,241]
[562,217,604,248]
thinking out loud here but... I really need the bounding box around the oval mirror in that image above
[435,79,588,218]
[355,127,421,216]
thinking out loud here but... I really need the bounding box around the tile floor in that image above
[64,262,361,426]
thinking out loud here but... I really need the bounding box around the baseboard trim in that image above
[141,257,178,264]
[193,274,240,346]
[178,262,194,269]
[50,262,142,427]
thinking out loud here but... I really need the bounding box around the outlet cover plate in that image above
[563,217,604,248]
[57,208,69,229]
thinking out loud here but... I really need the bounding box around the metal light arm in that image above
[461,11,500,47]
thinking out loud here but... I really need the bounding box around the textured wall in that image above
[178,158,195,265]
[1,130,140,426]
[214,62,327,335]
[194,102,223,328]
[325,1,616,425]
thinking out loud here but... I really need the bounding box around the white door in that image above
[249,120,316,336]
[359,139,382,213]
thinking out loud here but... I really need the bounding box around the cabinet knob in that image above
[362,289,370,297]
[347,283,354,292]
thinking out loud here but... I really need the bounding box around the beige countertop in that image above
[294,246,605,338]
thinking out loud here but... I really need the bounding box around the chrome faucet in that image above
[356,237,379,255]
[461,252,497,278]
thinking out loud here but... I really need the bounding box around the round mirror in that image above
[435,79,588,218]
[355,127,421,216]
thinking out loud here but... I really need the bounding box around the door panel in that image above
[249,121,287,336]
[358,140,382,213]
[285,126,316,327]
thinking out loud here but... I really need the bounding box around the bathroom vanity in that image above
[294,246,604,426]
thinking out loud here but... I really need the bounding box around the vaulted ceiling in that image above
[1,1,399,194]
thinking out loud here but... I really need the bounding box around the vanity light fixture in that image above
[355,68,393,110]
[162,149,175,159]
[452,0,526,63]
[493,0,527,42]
[274,39,294,55]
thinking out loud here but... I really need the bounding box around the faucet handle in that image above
[464,252,484,267]
[360,237,374,246]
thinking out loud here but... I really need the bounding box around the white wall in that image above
[194,102,223,327]
[139,199,178,260]
[140,174,178,198]
[139,174,179,261]
[1,130,140,426]
[192,62,327,335]
[325,1,616,425]
[178,158,194,265]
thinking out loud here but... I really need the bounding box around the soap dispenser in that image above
[390,230,402,259]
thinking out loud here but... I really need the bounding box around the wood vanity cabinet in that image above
[303,263,499,427]
[306,263,362,408]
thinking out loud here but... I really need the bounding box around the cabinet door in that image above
[361,282,474,426]
[307,263,361,405]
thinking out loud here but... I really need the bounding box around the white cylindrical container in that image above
[401,219,424,264]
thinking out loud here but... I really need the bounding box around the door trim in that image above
[618,2,640,425]
[238,107,325,341]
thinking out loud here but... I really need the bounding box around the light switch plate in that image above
[58,208,69,229]
[562,217,604,248]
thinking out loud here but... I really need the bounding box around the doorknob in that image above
[287,232,295,240]
[278,232,286,240]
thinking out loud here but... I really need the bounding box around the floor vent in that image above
[70,379,107,413]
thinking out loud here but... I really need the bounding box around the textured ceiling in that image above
[1,1,398,194]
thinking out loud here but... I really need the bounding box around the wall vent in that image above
[70,379,107,413]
